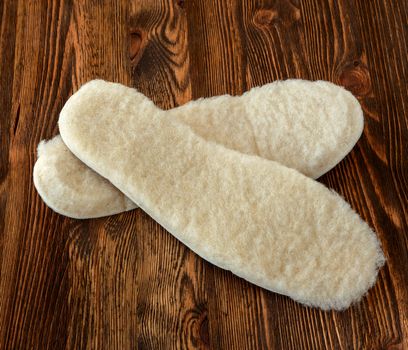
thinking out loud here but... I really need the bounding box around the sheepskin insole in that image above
[34,79,364,219]
[58,80,384,310]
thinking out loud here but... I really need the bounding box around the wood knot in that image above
[254,2,300,28]
[176,0,185,9]
[183,302,210,347]
[254,9,279,26]
[197,310,209,346]
[129,30,143,63]
[337,60,371,97]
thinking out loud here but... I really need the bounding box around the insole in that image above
[57,80,384,310]
[34,79,364,219]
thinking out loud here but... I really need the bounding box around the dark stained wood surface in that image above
[1,0,407,349]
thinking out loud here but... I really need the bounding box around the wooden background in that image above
[0,0,407,349]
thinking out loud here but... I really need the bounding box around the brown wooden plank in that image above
[0,1,74,348]
[0,0,407,349]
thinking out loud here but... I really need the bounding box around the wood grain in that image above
[0,0,407,349]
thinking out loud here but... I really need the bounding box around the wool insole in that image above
[34,79,364,219]
[58,80,384,310]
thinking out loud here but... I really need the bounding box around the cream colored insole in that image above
[57,80,384,310]
[34,79,363,219]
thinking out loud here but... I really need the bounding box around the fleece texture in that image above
[58,80,384,310]
[34,79,364,219]
[33,135,135,218]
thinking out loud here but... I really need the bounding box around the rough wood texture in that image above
[0,0,407,349]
